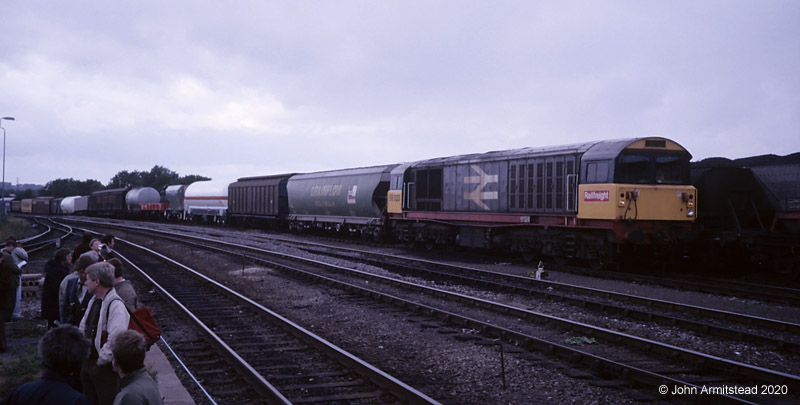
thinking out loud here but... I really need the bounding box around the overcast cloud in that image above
[1,1,798,186]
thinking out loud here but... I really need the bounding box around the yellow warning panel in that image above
[578,184,696,221]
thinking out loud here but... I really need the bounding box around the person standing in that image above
[0,253,11,352]
[7,237,28,266]
[1,325,91,404]
[9,238,27,321]
[79,262,130,405]
[80,239,104,262]
[107,259,138,312]
[72,232,93,262]
[0,241,21,323]
[42,248,72,329]
[60,255,97,326]
[100,235,116,261]
[109,330,163,405]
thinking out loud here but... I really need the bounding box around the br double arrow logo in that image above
[463,165,498,210]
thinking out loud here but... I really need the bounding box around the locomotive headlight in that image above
[687,201,694,208]
[687,209,695,217]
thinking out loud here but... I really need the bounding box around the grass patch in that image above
[7,319,47,339]
[564,336,598,345]
[0,346,43,398]
[0,217,36,241]
[0,319,47,398]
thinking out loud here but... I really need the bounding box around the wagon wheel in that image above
[587,258,607,271]
[521,251,538,263]
[553,256,569,266]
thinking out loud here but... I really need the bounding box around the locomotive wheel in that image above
[521,251,537,263]
[587,258,606,271]
[553,256,569,266]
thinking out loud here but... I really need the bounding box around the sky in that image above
[1,1,798,186]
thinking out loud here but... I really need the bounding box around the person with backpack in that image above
[79,262,130,405]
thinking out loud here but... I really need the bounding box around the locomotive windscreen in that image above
[615,151,689,185]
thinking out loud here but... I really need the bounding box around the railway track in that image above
[104,234,438,404]
[14,218,74,254]
[54,218,800,402]
[556,265,800,306]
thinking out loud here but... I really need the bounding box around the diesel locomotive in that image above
[386,137,696,267]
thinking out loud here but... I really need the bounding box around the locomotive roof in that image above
[408,137,690,167]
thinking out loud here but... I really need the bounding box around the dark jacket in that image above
[72,241,91,263]
[1,369,89,405]
[42,259,71,321]
[113,368,162,405]
[0,250,21,312]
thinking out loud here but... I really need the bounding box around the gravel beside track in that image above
[50,218,800,403]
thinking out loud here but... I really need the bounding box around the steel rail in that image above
[66,222,440,405]
[57,219,800,402]
[156,235,774,403]
[112,246,291,404]
[290,245,800,353]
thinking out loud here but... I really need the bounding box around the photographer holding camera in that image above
[100,234,116,261]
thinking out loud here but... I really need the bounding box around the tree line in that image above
[21,165,210,199]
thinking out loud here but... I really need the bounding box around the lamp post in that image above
[0,116,14,224]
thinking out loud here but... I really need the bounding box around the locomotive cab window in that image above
[585,162,609,183]
[655,156,686,184]
[615,151,689,184]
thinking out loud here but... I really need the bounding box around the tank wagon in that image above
[125,187,161,209]
[164,184,188,219]
[61,196,89,215]
[228,174,294,228]
[287,165,398,238]
[125,187,166,218]
[184,180,231,222]
[387,137,696,267]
